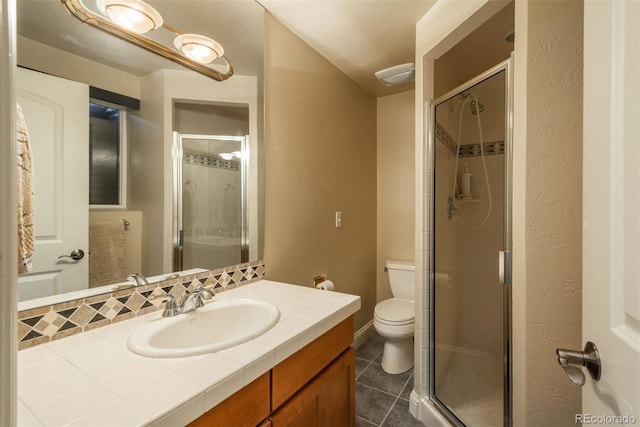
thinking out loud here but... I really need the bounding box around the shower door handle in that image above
[499,251,511,285]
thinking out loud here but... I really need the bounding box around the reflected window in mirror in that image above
[89,101,126,207]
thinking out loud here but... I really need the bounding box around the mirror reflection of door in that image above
[175,134,249,271]
[16,67,89,300]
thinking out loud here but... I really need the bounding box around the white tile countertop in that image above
[17,280,361,426]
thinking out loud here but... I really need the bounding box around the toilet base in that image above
[381,337,414,374]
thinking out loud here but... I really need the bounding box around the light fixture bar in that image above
[61,0,234,82]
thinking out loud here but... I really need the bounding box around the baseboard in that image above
[353,320,375,348]
[410,391,455,427]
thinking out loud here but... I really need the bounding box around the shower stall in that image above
[430,59,512,427]
[173,133,249,271]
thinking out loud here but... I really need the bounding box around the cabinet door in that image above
[189,373,270,427]
[271,348,355,427]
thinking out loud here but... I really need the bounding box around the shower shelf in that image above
[455,197,479,203]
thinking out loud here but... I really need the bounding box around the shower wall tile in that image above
[183,152,240,171]
[436,121,505,158]
[17,260,265,350]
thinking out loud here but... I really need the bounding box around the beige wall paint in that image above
[264,14,377,331]
[377,91,415,303]
[174,103,249,137]
[434,2,513,99]
[17,36,140,99]
[513,0,583,425]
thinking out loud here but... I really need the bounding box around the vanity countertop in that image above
[17,280,361,426]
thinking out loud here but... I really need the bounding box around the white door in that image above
[583,0,640,421]
[16,68,89,301]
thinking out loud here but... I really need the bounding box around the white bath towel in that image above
[16,104,35,274]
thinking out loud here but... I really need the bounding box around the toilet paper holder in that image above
[315,280,335,291]
[313,274,327,287]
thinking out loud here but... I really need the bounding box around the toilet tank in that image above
[386,260,415,300]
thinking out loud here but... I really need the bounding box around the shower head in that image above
[470,100,485,115]
[460,92,484,115]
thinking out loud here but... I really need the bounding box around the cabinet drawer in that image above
[271,316,354,410]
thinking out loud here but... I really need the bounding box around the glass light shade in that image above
[219,153,234,160]
[174,34,224,65]
[96,0,163,34]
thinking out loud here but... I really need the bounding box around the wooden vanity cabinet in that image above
[188,372,270,427]
[270,348,355,427]
[188,316,355,427]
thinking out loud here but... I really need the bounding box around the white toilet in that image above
[374,260,415,374]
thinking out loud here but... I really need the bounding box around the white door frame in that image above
[0,0,18,424]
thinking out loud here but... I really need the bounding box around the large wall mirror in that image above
[16,0,265,308]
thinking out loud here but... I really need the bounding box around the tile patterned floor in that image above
[355,333,423,427]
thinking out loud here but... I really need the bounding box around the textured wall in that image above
[515,0,584,424]
[377,91,415,303]
[263,14,377,331]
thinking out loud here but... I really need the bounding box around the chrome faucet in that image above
[127,273,149,286]
[113,273,150,291]
[180,286,215,313]
[151,285,215,317]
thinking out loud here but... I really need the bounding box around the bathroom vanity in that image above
[17,281,360,426]
[190,317,355,426]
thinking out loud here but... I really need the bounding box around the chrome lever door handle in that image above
[58,249,85,261]
[556,341,601,386]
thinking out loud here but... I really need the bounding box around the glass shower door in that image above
[174,133,249,271]
[432,63,511,427]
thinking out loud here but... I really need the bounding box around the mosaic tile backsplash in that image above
[17,260,265,350]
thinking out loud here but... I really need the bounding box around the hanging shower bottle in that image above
[460,163,472,198]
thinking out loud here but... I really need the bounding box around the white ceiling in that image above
[258,0,435,97]
[17,0,435,98]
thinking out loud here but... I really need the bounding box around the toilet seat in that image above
[374,298,414,326]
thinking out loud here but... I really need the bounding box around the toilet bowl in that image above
[374,260,415,374]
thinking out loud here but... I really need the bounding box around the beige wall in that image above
[377,91,415,303]
[264,14,377,332]
[17,36,140,99]
[434,2,514,99]
[174,103,249,136]
[512,0,583,425]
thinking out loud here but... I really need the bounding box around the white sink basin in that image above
[127,298,280,358]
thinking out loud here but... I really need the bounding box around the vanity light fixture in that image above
[96,0,163,34]
[61,0,233,81]
[174,34,224,65]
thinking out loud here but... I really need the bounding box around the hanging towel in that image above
[16,104,35,274]
[88,221,127,288]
